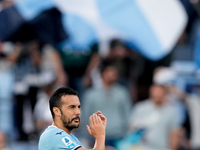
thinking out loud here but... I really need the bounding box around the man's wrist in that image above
[95,135,105,140]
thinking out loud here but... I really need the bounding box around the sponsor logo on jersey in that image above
[56,131,63,135]
[62,136,75,149]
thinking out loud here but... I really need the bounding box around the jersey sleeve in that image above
[50,130,82,150]
[60,136,82,150]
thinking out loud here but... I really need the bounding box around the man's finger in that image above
[86,125,91,135]
[96,113,102,124]
[90,113,97,127]
[89,115,94,128]
[96,111,102,116]
[99,114,106,121]
[93,113,99,124]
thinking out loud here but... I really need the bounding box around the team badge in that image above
[62,136,75,149]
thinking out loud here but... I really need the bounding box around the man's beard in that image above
[60,112,80,131]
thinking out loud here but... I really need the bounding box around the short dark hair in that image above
[49,87,78,119]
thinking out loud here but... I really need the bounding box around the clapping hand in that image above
[86,111,107,139]
[95,111,107,127]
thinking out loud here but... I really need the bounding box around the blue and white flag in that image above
[0,0,188,61]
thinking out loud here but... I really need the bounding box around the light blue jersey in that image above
[38,126,83,150]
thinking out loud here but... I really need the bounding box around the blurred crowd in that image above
[1,0,200,150]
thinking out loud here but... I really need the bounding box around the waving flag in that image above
[0,0,188,61]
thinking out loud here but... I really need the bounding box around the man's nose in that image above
[75,107,81,115]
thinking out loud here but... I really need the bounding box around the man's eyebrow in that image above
[68,104,81,107]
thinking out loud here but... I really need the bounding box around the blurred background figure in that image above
[57,43,101,100]
[12,40,66,141]
[33,72,56,140]
[102,39,144,103]
[128,84,180,150]
[0,131,9,150]
[0,0,14,10]
[0,42,15,139]
[12,41,43,141]
[81,60,132,149]
[153,66,191,150]
[184,84,200,150]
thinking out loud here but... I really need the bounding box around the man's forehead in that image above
[61,95,80,104]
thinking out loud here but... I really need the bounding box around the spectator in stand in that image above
[57,43,101,100]
[185,84,200,150]
[102,39,144,102]
[0,0,14,10]
[0,42,15,138]
[12,40,66,141]
[153,67,188,125]
[81,60,132,149]
[153,66,191,149]
[129,84,180,150]
[33,72,57,138]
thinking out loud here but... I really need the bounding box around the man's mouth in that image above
[72,117,80,122]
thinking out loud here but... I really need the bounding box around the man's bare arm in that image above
[78,112,107,150]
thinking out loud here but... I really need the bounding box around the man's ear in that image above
[53,107,61,117]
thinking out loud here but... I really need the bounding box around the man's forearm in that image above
[92,136,106,150]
